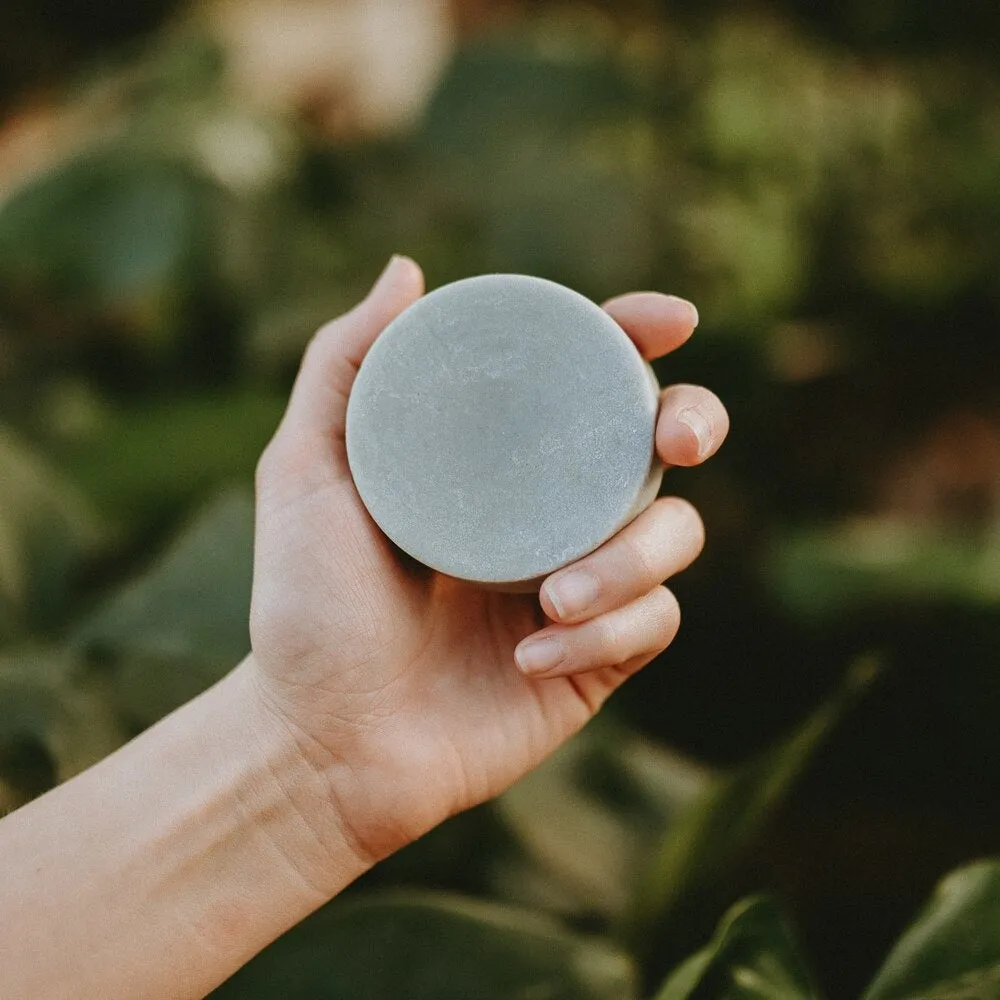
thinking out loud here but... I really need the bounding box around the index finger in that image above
[602,292,699,361]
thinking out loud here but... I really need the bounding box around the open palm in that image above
[248,257,728,863]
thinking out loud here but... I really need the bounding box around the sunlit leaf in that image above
[862,860,1000,1000]
[212,890,638,1000]
[653,896,821,1000]
[768,519,1000,622]
[494,719,711,919]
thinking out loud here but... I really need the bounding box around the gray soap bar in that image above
[345,274,662,587]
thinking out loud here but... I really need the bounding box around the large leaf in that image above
[0,425,104,635]
[58,390,283,524]
[212,891,637,1000]
[492,719,711,920]
[0,646,126,813]
[768,519,1000,622]
[415,37,658,297]
[862,860,1000,1000]
[0,149,209,328]
[73,488,254,725]
[653,896,821,1000]
[628,656,880,946]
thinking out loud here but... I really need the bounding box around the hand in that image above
[248,256,729,869]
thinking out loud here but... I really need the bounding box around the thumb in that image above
[340,255,426,368]
[276,255,425,447]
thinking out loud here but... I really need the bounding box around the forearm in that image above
[0,656,371,1000]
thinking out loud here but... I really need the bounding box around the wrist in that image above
[0,654,377,1000]
[230,654,378,896]
[242,648,450,866]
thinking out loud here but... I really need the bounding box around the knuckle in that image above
[305,318,340,356]
[296,330,324,376]
[256,431,323,498]
[651,586,682,645]
[620,528,656,583]
[298,319,350,384]
[663,496,705,554]
[594,616,622,664]
[255,441,282,491]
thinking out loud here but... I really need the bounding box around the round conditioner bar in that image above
[345,274,663,588]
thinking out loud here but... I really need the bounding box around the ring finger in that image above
[538,496,704,625]
[515,586,680,678]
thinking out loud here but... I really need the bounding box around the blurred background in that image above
[2,1,1000,997]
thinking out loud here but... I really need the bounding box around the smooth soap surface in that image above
[346,274,662,585]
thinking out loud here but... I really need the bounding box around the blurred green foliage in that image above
[2,2,1000,997]
[653,896,820,1000]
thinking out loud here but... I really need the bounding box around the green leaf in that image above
[0,150,209,319]
[862,860,1000,1000]
[653,896,821,1000]
[422,38,630,161]
[493,719,711,920]
[627,656,880,947]
[415,39,658,296]
[768,519,1000,622]
[0,646,126,813]
[73,488,254,726]
[211,890,638,1000]
[677,184,807,325]
[0,425,104,635]
[57,390,283,524]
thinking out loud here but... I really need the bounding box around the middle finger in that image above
[539,496,705,624]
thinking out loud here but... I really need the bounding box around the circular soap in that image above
[345,274,662,587]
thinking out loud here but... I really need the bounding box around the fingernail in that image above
[677,406,713,459]
[544,570,600,620]
[515,636,565,676]
[369,254,411,297]
[667,295,699,329]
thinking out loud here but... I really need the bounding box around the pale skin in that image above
[0,256,728,999]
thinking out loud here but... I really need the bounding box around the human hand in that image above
[248,256,729,871]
